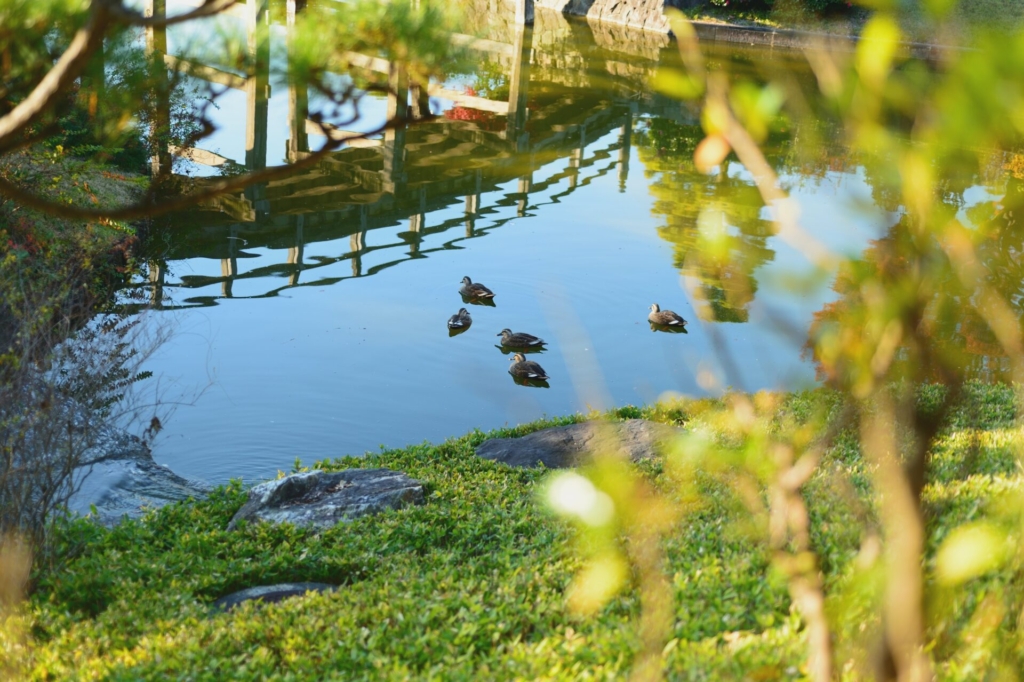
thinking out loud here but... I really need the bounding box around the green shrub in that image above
[699,0,855,16]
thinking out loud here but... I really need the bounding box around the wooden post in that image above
[517,174,531,217]
[464,169,481,236]
[506,27,533,152]
[222,226,239,298]
[243,0,270,218]
[288,214,304,286]
[410,189,426,234]
[287,0,309,161]
[513,0,533,25]
[410,82,430,120]
[382,64,409,195]
[407,187,426,254]
[245,0,270,171]
[350,225,365,277]
[387,62,408,122]
[617,109,632,192]
[145,0,172,177]
[568,145,582,190]
[148,260,164,308]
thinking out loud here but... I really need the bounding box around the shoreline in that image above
[540,1,987,55]
[20,383,1024,678]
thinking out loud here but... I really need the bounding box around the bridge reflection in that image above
[140,1,690,308]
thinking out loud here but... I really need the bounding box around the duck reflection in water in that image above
[462,294,496,307]
[649,322,688,334]
[495,344,546,355]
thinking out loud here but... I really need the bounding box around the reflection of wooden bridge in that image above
[143,0,692,306]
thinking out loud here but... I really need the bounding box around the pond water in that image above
[131,8,1008,483]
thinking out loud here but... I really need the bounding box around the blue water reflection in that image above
[137,11,901,482]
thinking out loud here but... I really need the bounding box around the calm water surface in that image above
[131,12,997,482]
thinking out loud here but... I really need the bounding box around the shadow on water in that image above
[511,375,550,389]
[462,295,498,307]
[649,323,688,334]
[494,344,546,355]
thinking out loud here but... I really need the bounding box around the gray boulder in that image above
[227,468,425,531]
[211,582,337,612]
[69,429,211,526]
[476,419,681,469]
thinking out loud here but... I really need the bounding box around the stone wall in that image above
[537,0,672,34]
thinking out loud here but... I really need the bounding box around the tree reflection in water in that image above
[808,176,1024,384]
[635,117,775,323]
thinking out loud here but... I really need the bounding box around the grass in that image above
[0,145,144,249]
[7,384,1024,680]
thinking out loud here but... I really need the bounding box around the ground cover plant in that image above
[0,383,1018,679]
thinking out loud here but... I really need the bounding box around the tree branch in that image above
[106,0,243,28]
[0,2,112,155]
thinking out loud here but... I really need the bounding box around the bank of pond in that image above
[12,382,1023,679]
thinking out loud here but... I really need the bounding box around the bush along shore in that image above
[662,0,1024,46]
[3,382,1021,679]
[0,139,154,571]
[0,146,147,369]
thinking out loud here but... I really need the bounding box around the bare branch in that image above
[106,0,242,27]
[0,2,112,155]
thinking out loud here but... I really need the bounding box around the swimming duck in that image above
[497,328,546,348]
[447,308,472,330]
[459,276,495,299]
[648,303,687,327]
[509,353,549,380]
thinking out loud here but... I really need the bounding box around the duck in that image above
[509,353,549,381]
[447,308,472,330]
[497,328,546,348]
[648,303,687,327]
[459,276,495,299]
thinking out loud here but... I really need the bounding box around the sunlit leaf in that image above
[694,134,731,173]
[567,552,627,615]
[935,522,1010,586]
[856,15,902,90]
[651,68,704,100]
[545,472,615,527]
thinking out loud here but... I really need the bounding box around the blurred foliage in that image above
[557,1,1024,679]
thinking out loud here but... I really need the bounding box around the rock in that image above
[227,468,425,531]
[475,419,681,469]
[69,428,211,526]
[211,582,337,612]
